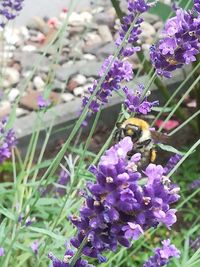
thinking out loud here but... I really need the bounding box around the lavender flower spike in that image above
[48,249,94,267]
[0,118,16,163]
[81,56,133,120]
[116,0,153,57]
[69,137,180,261]
[0,0,24,28]
[164,154,182,175]
[150,1,200,78]
[143,239,180,267]
[123,85,159,114]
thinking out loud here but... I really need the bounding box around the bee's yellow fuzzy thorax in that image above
[123,118,150,130]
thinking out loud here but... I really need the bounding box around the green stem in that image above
[111,0,171,101]
[19,13,141,225]
[151,62,200,126]
[110,0,125,19]
[137,50,192,127]
[112,0,191,129]
[137,51,170,100]
[158,75,200,132]
[70,237,88,267]
[0,17,142,265]
[193,55,200,132]
[195,88,200,132]
[168,138,200,178]
[169,109,200,136]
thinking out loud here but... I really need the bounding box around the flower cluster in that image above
[48,248,94,267]
[0,118,16,163]
[150,1,200,78]
[68,137,180,262]
[81,0,156,121]
[0,0,24,28]
[164,154,182,175]
[142,239,180,267]
[116,0,152,57]
[81,55,133,119]
[123,85,159,114]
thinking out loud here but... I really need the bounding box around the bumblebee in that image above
[114,117,167,164]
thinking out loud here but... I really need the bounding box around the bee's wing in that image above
[150,131,169,144]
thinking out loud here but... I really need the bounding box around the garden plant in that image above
[0,0,200,267]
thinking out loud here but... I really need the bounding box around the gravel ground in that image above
[14,0,110,26]
[0,0,163,120]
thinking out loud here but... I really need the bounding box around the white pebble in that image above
[8,88,20,102]
[33,76,45,91]
[22,45,37,52]
[61,93,74,102]
[73,74,87,85]
[74,86,85,96]
[83,54,96,61]
[16,108,28,117]
[2,68,20,88]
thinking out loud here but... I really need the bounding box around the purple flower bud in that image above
[142,239,180,267]
[164,154,182,175]
[122,222,143,240]
[48,250,95,267]
[123,86,159,115]
[56,169,70,196]
[81,56,133,120]
[0,247,5,257]
[37,95,51,110]
[0,119,16,164]
[30,241,39,256]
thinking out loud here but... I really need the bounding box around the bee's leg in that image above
[113,129,122,142]
[149,148,157,162]
[137,139,151,148]
[113,129,119,141]
[127,148,138,159]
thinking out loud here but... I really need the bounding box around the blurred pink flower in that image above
[62,7,68,13]
[48,17,59,29]
[155,119,179,131]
